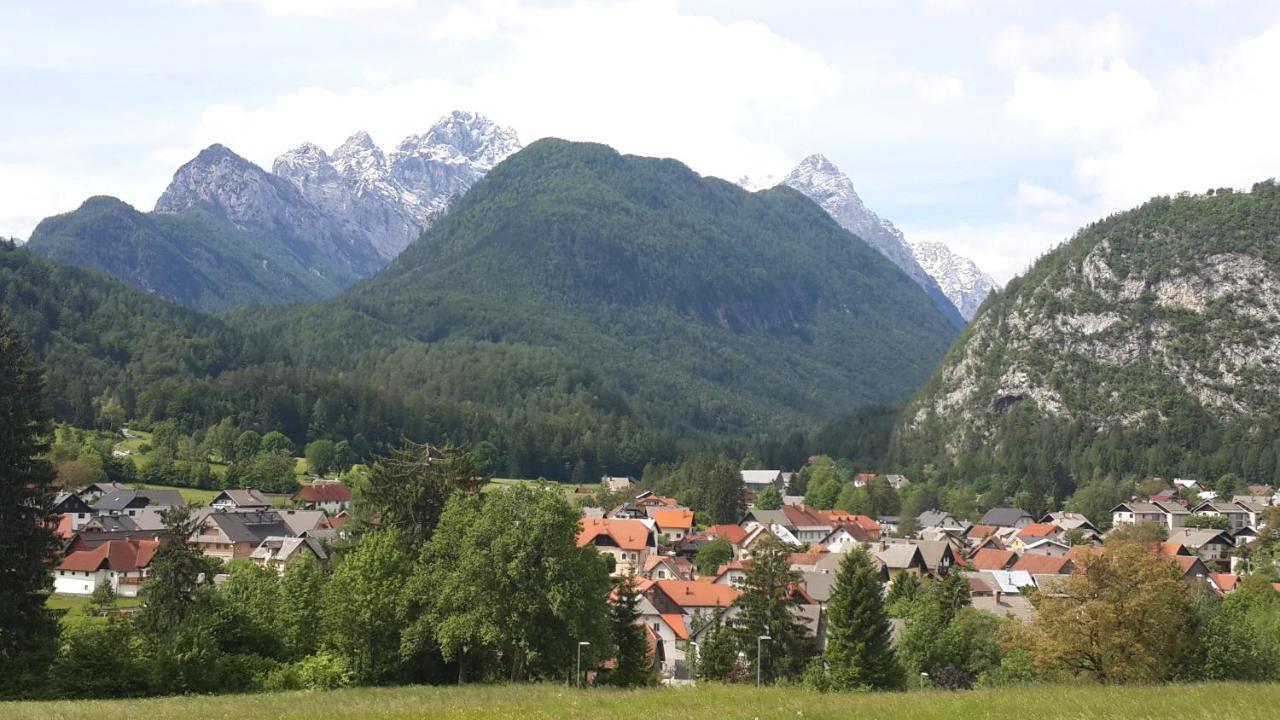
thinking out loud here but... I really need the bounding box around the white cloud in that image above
[1078,24,1280,211]
[163,0,841,184]
[179,0,413,16]
[1003,59,1157,138]
[885,69,965,104]
[990,12,1136,69]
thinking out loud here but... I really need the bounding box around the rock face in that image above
[273,111,522,259]
[756,154,992,324]
[908,240,998,320]
[156,143,385,277]
[896,183,1280,461]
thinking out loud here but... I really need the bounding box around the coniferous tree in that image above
[732,534,813,683]
[599,574,656,687]
[692,609,738,682]
[135,505,207,638]
[0,309,60,698]
[823,546,904,690]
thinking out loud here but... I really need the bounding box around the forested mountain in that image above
[892,181,1280,504]
[25,196,359,310]
[246,138,961,439]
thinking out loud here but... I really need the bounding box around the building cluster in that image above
[577,473,1279,680]
[49,481,353,598]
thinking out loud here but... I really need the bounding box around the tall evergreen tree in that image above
[355,442,487,548]
[599,573,656,687]
[0,309,60,698]
[824,546,904,690]
[135,504,207,638]
[732,534,813,683]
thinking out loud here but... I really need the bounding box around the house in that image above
[1172,554,1211,582]
[278,509,331,536]
[819,511,881,540]
[884,474,911,490]
[876,516,901,535]
[916,510,967,531]
[1208,573,1240,595]
[601,476,635,493]
[75,482,129,504]
[1110,500,1188,530]
[1190,500,1252,530]
[1020,537,1072,556]
[192,511,293,562]
[1007,523,1063,551]
[1232,498,1270,529]
[53,538,158,597]
[577,517,655,576]
[913,540,961,576]
[641,580,741,676]
[1011,554,1074,575]
[1165,528,1234,565]
[712,560,749,587]
[93,488,184,516]
[249,536,328,574]
[819,524,874,553]
[291,481,353,514]
[739,523,801,556]
[970,548,1018,571]
[211,488,271,511]
[52,492,94,531]
[643,555,694,581]
[740,470,785,495]
[979,507,1034,529]
[868,541,927,579]
[780,505,834,545]
[653,509,695,544]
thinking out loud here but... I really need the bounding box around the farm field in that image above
[1,681,1272,720]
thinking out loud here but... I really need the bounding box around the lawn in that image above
[45,594,143,628]
[483,477,596,501]
[131,482,220,506]
[0,682,1270,720]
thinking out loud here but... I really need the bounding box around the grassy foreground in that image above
[2,682,1273,720]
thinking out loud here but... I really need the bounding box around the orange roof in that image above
[55,514,75,540]
[971,548,1018,571]
[1160,541,1190,556]
[292,483,352,503]
[652,580,740,609]
[1017,523,1060,538]
[1011,554,1073,574]
[660,613,689,640]
[57,538,158,573]
[703,524,749,545]
[653,509,694,530]
[578,518,652,552]
[819,511,881,531]
[1209,573,1239,592]
[1065,545,1105,561]
[1173,555,1204,574]
[968,524,999,539]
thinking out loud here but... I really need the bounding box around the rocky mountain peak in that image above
[418,110,522,168]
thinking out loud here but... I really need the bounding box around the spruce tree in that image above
[732,534,814,683]
[599,574,656,686]
[136,505,207,638]
[0,310,60,698]
[824,546,904,690]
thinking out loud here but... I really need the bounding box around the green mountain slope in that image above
[249,139,961,437]
[25,196,359,310]
[892,181,1280,501]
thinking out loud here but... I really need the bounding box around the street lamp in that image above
[687,640,699,679]
[756,635,772,687]
[576,641,591,688]
[920,671,929,689]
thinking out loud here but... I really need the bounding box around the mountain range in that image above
[743,154,997,321]
[26,111,522,310]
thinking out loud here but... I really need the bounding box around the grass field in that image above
[1,681,1272,720]
[45,595,143,627]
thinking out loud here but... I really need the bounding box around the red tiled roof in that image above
[970,548,1018,571]
[1160,541,1189,557]
[577,518,651,552]
[967,524,999,539]
[653,509,694,530]
[703,524,748,545]
[1209,573,1239,592]
[781,504,831,528]
[292,483,352,503]
[1011,554,1073,574]
[55,514,75,540]
[652,580,740,609]
[57,538,158,573]
[1065,545,1106,561]
[1017,522,1061,539]
[967,577,993,594]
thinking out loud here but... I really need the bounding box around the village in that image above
[45,464,1277,684]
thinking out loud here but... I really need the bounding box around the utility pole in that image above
[576,641,591,688]
[756,635,771,687]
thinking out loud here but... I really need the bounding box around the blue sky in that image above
[4,0,1280,280]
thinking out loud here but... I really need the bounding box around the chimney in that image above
[995,590,1003,605]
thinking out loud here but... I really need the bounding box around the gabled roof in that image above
[869,542,925,570]
[914,540,959,571]
[57,538,158,573]
[278,510,330,536]
[1011,554,1073,575]
[780,505,831,530]
[916,510,958,528]
[292,482,353,504]
[979,507,1033,528]
[653,509,694,531]
[651,579,740,609]
[970,548,1018,571]
[213,488,271,507]
[204,511,291,543]
[577,518,652,552]
[250,536,328,563]
[92,489,150,512]
[1016,522,1061,539]
[1039,511,1099,532]
[740,470,783,486]
[702,524,748,545]
[1166,528,1233,549]
[1209,573,1239,593]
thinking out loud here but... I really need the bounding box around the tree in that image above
[355,442,488,548]
[87,582,118,617]
[731,534,813,683]
[1003,539,1196,682]
[225,452,298,493]
[320,528,411,684]
[598,574,656,687]
[49,620,144,699]
[694,538,735,577]
[135,505,209,638]
[821,546,903,690]
[755,485,783,511]
[306,439,338,477]
[934,569,972,622]
[702,456,746,525]
[884,571,923,616]
[1184,514,1230,530]
[407,484,611,682]
[0,309,59,698]
[1216,473,1242,499]
[835,483,871,514]
[277,554,328,660]
[232,430,262,463]
[260,431,296,456]
[692,609,739,682]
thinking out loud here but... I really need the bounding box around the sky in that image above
[3,0,1280,282]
